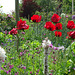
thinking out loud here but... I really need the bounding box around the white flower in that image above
[42,37,51,49]
[0,46,6,62]
[57,46,65,50]
[69,59,73,62]
[66,54,68,56]
[61,13,65,18]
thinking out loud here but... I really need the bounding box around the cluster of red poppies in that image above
[9,19,29,35]
[9,13,75,39]
[31,14,75,39]
[44,14,62,37]
[66,20,75,39]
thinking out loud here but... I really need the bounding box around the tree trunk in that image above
[15,0,19,24]
[72,0,74,14]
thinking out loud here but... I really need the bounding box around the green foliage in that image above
[31,40,41,48]
[39,0,58,12]
[62,0,75,14]
[21,44,29,49]
[6,34,13,40]
[71,42,75,53]
[0,14,16,32]
[66,59,73,67]
[65,42,75,74]
[0,4,75,74]
[0,6,3,8]
[0,32,5,43]
[66,42,75,54]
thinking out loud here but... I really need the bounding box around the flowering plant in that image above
[9,19,29,52]
[31,15,41,23]
[1,12,75,75]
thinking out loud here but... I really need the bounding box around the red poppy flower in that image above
[55,23,62,30]
[67,31,75,39]
[44,21,55,31]
[9,28,18,35]
[73,25,75,29]
[66,32,71,39]
[17,19,29,30]
[51,14,61,23]
[67,20,75,29]
[31,15,41,23]
[55,31,62,37]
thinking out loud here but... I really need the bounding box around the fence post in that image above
[72,0,74,14]
[42,37,51,75]
[15,0,19,52]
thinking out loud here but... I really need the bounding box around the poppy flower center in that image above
[56,27,58,29]
[58,34,60,37]
[49,28,52,30]
[33,20,36,22]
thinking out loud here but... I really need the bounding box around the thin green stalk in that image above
[32,54,35,75]
[32,24,35,75]
[33,24,35,39]
[16,34,19,52]
[37,23,38,36]
[55,37,58,47]
[55,37,59,74]
[39,54,40,66]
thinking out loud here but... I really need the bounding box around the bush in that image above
[0,14,16,32]
[19,0,41,20]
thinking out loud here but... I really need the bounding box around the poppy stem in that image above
[55,37,58,47]
[17,34,19,52]
[37,23,38,35]
[32,25,35,75]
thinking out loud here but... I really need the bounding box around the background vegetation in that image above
[0,0,75,75]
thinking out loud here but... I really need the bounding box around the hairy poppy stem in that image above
[17,34,19,52]
[37,23,38,35]
[55,37,58,47]
[32,54,34,75]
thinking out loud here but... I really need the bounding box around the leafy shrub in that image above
[31,40,41,48]
[0,14,16,32]
[65,42,75,74]
[39,0,58,12]
[19,0,41,20]
[0,32,6,44]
